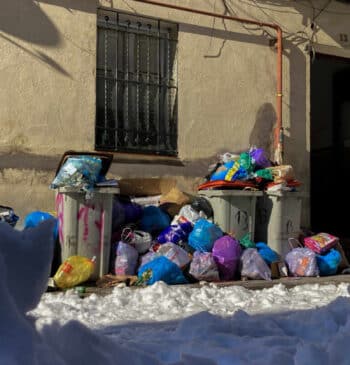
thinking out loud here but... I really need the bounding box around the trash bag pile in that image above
[6,148,346,290]
[105,187,346,286]
[286,233,344,277]
[200,146,301,192]
[110,191,261,285]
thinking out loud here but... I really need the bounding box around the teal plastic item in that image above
[239,152,253,174]
[138,256,188,285]
[188,219,223,252]
[254,169,273,180]
[316,249,341,276]
[239,233,256,249]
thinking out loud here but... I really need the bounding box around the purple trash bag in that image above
[212,235,242,280]
[123,202,143,223]
[157,221,193,244]
[249,147,271,169]
[240,248,271,280]
[112,198,126,231]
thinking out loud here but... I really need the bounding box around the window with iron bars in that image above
[96,10,178,156]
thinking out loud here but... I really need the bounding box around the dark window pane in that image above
[96,10,178,156]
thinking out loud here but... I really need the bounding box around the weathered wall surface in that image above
[1,0,350,224]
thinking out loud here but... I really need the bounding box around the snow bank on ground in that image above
[2,221,350,365]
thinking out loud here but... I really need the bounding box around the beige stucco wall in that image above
[1,0,350,225]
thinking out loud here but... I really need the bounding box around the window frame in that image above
[95,9,179,156]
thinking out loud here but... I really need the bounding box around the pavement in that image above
[50,274,350,298]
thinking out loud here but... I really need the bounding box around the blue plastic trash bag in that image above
[210,161,233,181]
[316,249,341,276]
[138,256,188,285]
[140,206,170,233]
[256,242,279,265]
[0,205,19,227]
[24,211,58,240]
[50,156,102,191]
[188,219,223,252]
[157,221,193,244]
[233,166,248,180]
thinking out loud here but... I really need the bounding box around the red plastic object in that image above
[197,180,257,191]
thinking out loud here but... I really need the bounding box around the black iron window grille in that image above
[96,10,178,156]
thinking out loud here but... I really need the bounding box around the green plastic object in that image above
[239,233,256,248]
[254,169,273,180]
[239,152,254,173]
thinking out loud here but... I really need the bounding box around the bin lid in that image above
[265,190,308,198]
[55,150,114,177]
[57,186,120,194]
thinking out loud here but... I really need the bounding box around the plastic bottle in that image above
[53,256,96,289]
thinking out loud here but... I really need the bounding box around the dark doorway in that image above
[311,53,350,242]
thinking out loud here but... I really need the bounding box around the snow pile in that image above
[0,221,160,365]
[2,221,350,364]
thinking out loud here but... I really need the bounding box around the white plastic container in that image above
[198,190,263,240]
[55,187,119,280]
[255,191,303,258]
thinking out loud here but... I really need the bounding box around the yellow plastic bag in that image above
[54,256,95,289]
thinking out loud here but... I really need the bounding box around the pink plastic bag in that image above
[304,233,338,254]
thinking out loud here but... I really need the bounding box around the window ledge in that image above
[97,151,184,166]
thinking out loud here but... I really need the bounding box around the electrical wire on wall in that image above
[226,0,335,62]
[218,0,333,163]
[304,0,333,62]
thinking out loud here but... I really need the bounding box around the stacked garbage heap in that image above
[23,148,348,289]
[107,191,275,286]
[200,146,300,192]
[101,147,347,287]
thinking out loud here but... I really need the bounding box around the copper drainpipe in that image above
[133,0,284,163]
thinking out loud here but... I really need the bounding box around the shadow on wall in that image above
[250,103,276,160]
[1,0,97,45]
[0,0,96,77]
[1,1,61,46]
